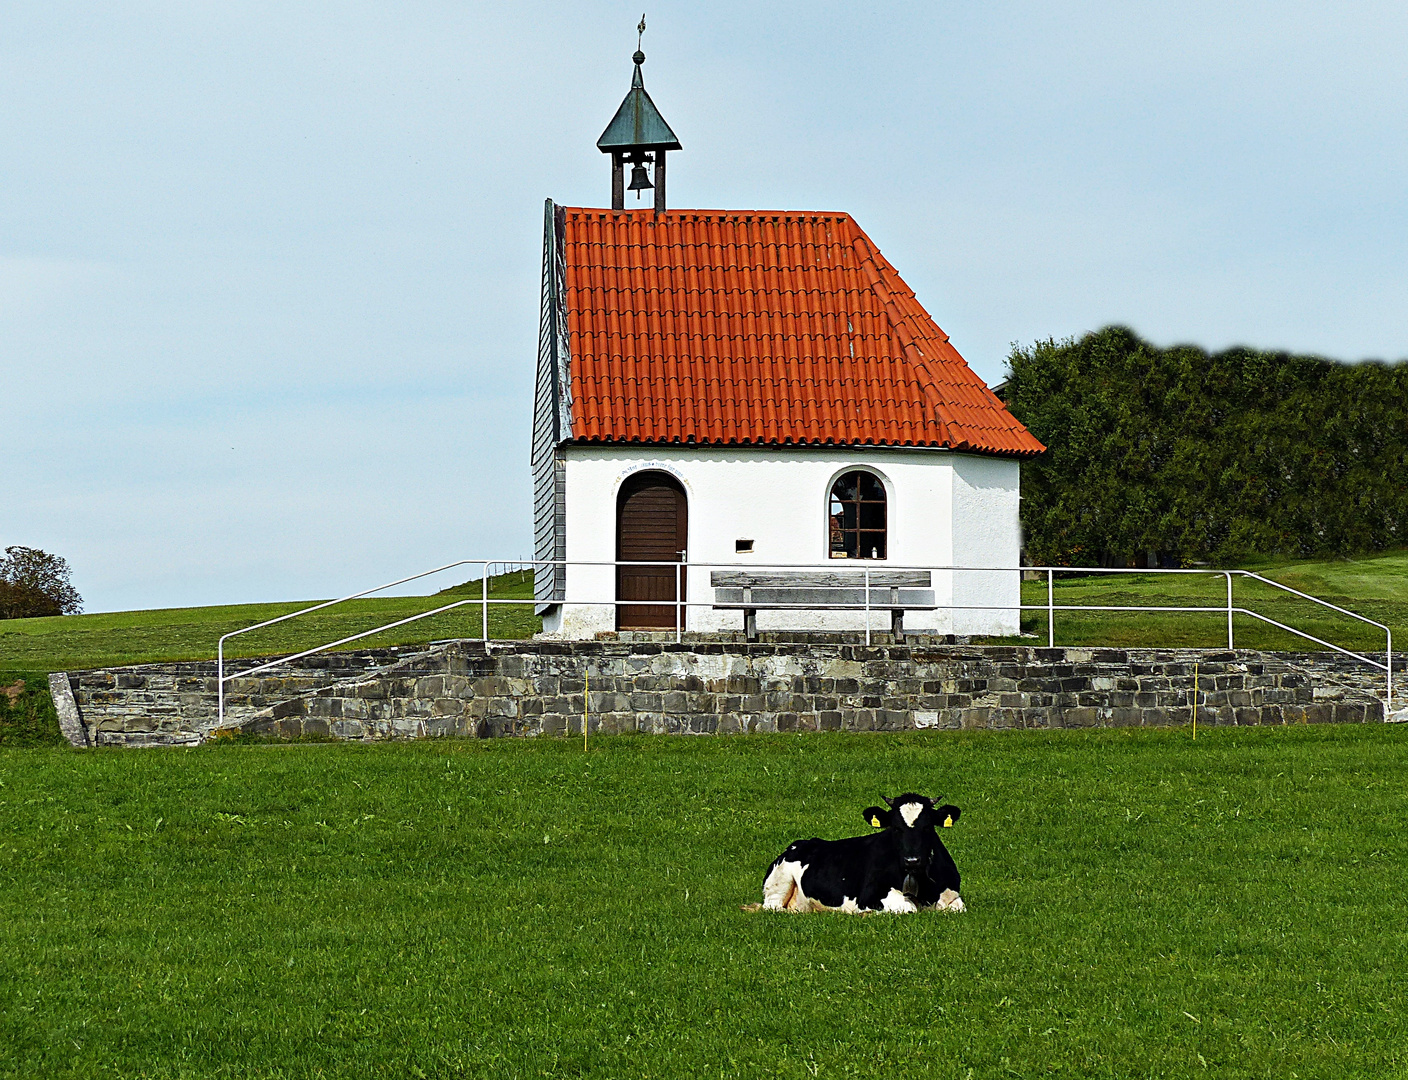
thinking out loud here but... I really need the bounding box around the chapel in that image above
[531,44,1044,639]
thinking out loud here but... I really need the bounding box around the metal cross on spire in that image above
[637,14,646,51]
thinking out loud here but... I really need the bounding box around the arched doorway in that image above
[616,471,688,630]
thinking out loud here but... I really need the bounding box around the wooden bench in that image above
[711,570,935,642]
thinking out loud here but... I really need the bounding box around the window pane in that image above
[860,532,886,559]
[857,473,885,501]
[859,503,885,530]
[832,475,858,502]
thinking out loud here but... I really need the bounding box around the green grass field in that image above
[1011,551,1407,653]
[0,554,1403,678]
[3,725,1407,1078]
[0,569,542,675]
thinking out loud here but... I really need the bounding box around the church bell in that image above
[627,161,654,193]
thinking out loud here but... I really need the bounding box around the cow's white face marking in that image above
[881,888,918,914]
[899,802,924,828]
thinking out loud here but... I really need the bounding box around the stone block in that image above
[597,712,635,735]
[950,707,983,729]
[1110,707,1142,727]
[1061,707,1099,728]
[878,708,909,730]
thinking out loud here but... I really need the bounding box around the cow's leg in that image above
[762,857,807,911]
[880,888,919,914]
[934,888,965,913]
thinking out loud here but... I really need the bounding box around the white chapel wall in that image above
[539,445,1020,638]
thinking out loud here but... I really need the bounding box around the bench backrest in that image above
[710,570,931,589]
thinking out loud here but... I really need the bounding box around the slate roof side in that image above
[558,207,1045,456]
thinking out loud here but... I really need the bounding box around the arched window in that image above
[829,471,887,559]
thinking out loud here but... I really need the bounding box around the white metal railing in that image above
[215,559,1394,725]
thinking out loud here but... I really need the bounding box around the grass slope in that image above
[0,570,541,674]
[0,554,1403,677]
[2,726,1406,1078]
[1013,549,1408,652]
[0,672,64,748]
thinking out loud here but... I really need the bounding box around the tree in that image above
[1002,329,1408,566]
[0,546,83,619]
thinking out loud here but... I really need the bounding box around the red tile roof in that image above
[559,207,1045,456]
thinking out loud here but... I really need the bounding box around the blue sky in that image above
[6,1,1406,612]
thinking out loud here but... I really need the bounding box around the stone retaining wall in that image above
[59,641,1392,747]
[61,646,429,747]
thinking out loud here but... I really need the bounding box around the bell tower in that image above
[596,17,681,212]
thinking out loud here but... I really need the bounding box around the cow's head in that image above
[863,794,960,875]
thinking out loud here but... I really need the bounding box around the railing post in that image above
[675,560,682,644]
[1047,569,1055,648]
[1387,628,1394,713]
[482,561,489,642]
[217,640,225,726]
[864,566,871,646]
[1226,572,1234,650]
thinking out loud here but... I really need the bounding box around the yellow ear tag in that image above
[870,815,881,828]
[943,815,953,828]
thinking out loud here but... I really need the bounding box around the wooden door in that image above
[616,472,687,630]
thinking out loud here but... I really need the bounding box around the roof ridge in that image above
[848,227,962,449]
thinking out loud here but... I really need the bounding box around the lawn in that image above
[0,554,1403,677]
[0,569,542,675]
[3,725,1407,1078]
[1003,550,1407,654]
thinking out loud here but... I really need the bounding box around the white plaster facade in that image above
[539,444,1021,638]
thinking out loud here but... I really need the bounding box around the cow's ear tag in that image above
[870,815,882,828]
[943,815,953,828]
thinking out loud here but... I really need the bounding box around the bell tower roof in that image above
[596,49,681,153]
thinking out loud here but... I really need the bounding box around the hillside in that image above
[0,555,1402,677]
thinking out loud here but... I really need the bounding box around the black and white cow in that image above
[760,794,964,914]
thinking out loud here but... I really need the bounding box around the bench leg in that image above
[891,608,904,644]
[745,608,758,643]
